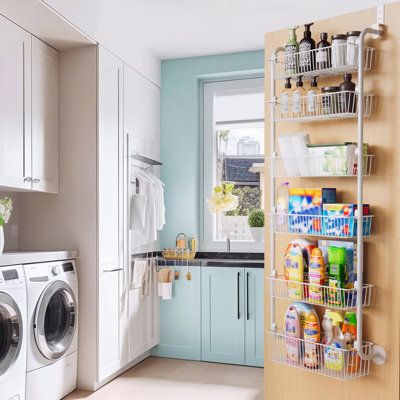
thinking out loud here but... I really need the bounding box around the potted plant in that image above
[248,209,264,242]
[0,197,13,254]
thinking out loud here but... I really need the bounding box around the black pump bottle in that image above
[299,23,316,73]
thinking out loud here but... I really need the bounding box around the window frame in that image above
[201,77,265,252]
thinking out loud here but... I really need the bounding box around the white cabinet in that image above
[97,46,125,382]
[0,15,58,193]
[31,37,59,193]
[0,15,31,189]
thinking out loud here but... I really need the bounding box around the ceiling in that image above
[42,0,395,60]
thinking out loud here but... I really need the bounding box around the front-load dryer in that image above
[24,260,78,400]
[0,264,27,400]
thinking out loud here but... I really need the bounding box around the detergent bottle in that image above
[321,309,333,345]
[328,246,346,307]
[308,247,325,304]
[342,312,360,373]
[324,311,346,372]
[284,305,301,365]
[303,313,321,369]
[286,244,304,300]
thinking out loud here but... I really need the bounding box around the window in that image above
[202,78,264,251]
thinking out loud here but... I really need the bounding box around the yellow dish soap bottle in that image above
[304,313,321,369]
[286,244,304,300]
[308,248,325,304]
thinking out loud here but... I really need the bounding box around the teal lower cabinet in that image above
[153,265,264,367]
[245,268,264,367]
[201,266,264,367]
[151,265,201,360]
[201,267,246,365]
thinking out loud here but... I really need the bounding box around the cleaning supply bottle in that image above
[342,312,360,373]
[292,76,306,118]
[286,244,304,300]
[321,309,333,345]
[328,246,346,307]
[284,26,299,75]
[276,182,289,226]
[307,77,320,116]
[303,313,321,369]
[308,247,325,304]
[284,305,301,365]
[316,32,331,70]
[324,311,346,372]
[281,78,292,118]
[299,23,316,73]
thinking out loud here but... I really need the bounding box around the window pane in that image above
[215,123,264,241]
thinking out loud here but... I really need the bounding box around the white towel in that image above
[129,193,147,231]
[131,259,147,289]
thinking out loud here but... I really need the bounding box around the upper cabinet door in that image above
[0,15,32,189]
[31,37,59,193]
[245,268,264,367]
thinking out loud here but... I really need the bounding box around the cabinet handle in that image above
[246,272,250,320]
[237,271,240,320]
[33,178,40,183]
[24,177,32,182]
[103,267,123,273]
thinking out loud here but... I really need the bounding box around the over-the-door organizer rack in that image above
[266,24,387,380]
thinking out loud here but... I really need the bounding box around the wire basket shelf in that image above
[269,43,375,80]
[266,276,373,310]
[267,331,373,381]
[269,91,374,122]
[269,213,373,238]
[267,154,374,178]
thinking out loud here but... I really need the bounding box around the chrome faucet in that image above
[226,237,231,253]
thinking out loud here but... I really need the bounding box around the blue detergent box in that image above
[322,203,371,237]
[288,188,336,234]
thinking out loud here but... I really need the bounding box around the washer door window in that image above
[0,292,23,376]
[34,281,76,360]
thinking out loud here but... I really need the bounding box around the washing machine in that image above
[24,260,78,400]
[0,264,27,400]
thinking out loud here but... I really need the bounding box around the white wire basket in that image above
[269,43,375,80]
[270,212,373,238]
[267,330,373,381]
[269,91,374,122]
[267,154,374,178]
[266,276,373,310]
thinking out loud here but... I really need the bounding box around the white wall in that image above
[41,0,160,87]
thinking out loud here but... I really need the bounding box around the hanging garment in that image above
[148,172,166,230]
[129,192,147,231]
[131,259,147,289]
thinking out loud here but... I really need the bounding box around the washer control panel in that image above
[25,260,76,283]
[0,265,24,287]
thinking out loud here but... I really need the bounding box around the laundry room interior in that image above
[0,1,399,400]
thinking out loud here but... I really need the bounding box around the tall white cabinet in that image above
[0,15,58,193]
[97,47,125,381]
[19,44,161,391]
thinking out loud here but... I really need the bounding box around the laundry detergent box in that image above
[288,188,336,234]
[322,203,370,237]
[318,240,358,306]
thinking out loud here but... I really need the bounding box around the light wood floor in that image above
[65,357,264,400]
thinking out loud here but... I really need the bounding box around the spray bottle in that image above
[342,312,360,373]
[324,311,346,372]
[285,26,299,75]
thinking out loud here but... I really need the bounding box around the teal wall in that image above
[160,50,264,249]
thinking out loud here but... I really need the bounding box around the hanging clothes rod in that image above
[130,153,162,167]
